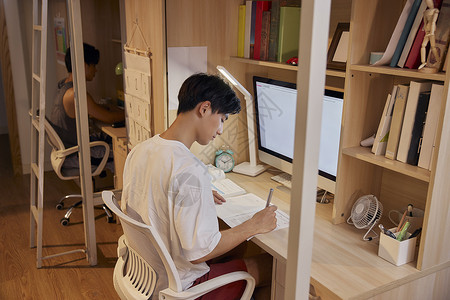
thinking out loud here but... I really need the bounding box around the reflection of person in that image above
[122,73,276,299]
[49,43,124,169]
[419,0,440,71]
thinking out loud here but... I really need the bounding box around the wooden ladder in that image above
[30,0,98,268]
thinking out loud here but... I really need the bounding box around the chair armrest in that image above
[54,141,110,177]
[159,271,255,300]
[88,141,110,176]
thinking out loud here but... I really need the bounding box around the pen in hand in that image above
[265,188,274,208]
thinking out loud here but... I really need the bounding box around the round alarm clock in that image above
[215,148,235,173]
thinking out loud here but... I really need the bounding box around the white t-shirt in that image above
[121,135,221,297]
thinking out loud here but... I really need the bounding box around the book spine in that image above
[277,6,301,63]
[397,81,432,163]
[385,85,409,160]
[268,0,280,61]
[372,93,392,155]
[250,1,257,58]
[418,84,444,169]
[390,0,422,67]
[253,1,271,60]
[406,92,431,165]
[244,1,253,58]
[260,11,271,61]
[238,5,246,58]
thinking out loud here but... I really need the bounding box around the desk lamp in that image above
[216,65,266,176]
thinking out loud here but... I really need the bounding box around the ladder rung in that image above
[31,205,39,221]
[31,163,40,179]
[42,249,86,261]
[33,25,42,31]
[32,73,41,82]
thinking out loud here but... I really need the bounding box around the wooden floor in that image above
[0,134,123,299]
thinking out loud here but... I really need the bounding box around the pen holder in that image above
[378,228,417,266]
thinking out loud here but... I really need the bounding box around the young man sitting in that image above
[121,73,277,299]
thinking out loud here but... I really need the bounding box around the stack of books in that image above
[371,81,444,170]
[379,0,449,70]
[237,0,301,63]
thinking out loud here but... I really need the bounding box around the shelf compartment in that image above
[230,56,346,78]
[342,146,431,182]
[349,64,446,81]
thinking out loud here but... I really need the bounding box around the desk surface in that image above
[226,170,422,300]
[100,124,127,139]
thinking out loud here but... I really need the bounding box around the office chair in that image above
[43,118,114,225]
[102,191,256,300]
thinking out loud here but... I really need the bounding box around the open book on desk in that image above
[207,164,246,198]
[211,178,246,198]
[215,193,290,234]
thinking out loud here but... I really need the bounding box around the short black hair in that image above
[65,43,100,73]
[177,73,241,116]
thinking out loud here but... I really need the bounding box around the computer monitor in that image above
[253,76,344,194]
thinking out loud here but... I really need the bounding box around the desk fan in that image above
[347,195,383,241]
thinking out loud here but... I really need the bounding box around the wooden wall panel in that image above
[124,0,166,135]
[0,0,22,176]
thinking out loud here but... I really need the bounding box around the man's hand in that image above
[247,205,277,235]
[212,190,226,205]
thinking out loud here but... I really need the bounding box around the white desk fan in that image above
[347,195,383,241]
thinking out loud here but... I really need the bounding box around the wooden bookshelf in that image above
[336,0,450,275]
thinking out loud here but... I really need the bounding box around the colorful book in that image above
[406,91,431,165]
[418,84,444,169]
[268,0,280,61]
[260,11,271,61]
[250,1,257,58]
[397,81,432,163]
[237,5,246,58]
[277,6,301,63]
[385,84,409,160]
[425,0,450,71]
[390,0,422,67]
[372,86,398,155]
[244,1,253,59]
[404,0,443,69]
[253,1,271,60]
[397,0,428,67]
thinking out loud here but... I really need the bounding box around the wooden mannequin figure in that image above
[419,0,440,73]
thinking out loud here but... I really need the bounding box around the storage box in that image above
[378,228,417,266]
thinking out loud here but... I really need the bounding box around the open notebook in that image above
[215,193,290,233]
[208,165,246,198]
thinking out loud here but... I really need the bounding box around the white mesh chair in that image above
[102,190,256,300]
[43,117,114,225]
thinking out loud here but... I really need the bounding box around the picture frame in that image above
[327,23,350,71]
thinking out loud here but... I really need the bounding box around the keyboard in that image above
[271,173,292,189]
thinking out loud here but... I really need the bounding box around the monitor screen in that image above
[253,76,343,183]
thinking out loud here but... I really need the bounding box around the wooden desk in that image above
[100,125,127,190]
[226,171,449,300]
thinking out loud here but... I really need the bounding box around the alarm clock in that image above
[215,148,235,173]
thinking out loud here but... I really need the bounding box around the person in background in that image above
[49,43,124,169]
[121,73,276,300]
